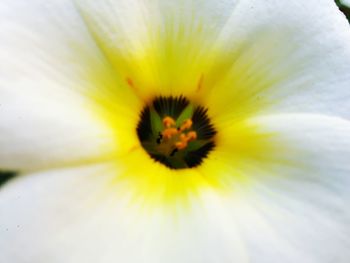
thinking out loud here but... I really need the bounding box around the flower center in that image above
[137,96,216,169]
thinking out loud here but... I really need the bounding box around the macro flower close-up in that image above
[1,0,350,262]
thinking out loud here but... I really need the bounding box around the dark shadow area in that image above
[0,171,17,188]
[336,0,350,22]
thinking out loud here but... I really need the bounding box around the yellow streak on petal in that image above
[70,8,302,214]
[92,120,289,215]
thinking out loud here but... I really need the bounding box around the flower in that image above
[1,0,350,262]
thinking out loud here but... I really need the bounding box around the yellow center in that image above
[79,10,294,212]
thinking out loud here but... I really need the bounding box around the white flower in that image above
[1,0,350,262]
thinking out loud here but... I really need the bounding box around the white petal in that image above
[232,114,350,262]
[198,0,350,122]
[197,113,350,261]
[0,165,248,263]
[76,0,350,116]
[72,0,241,99]
[1,115,350,263]
[0,0,140,171]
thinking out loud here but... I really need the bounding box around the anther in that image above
[175,141,187,150]
[162,128,178,140]
[179,119,193,132]
[186,131,197,141]
[175,131,198,150]
[159,117,198,152]
[163,116,176,128]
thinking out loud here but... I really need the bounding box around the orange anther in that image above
[173,131,198,151]
[163,116,176,128]
[158,117,197,153]
[180,119,193,132]
[175,141,188,150]
[186,131,197,141]
[179,133,187,141]
[162,128,178,139]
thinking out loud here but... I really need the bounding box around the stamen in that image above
[186,131,197,141]
[159,117,198,152]
[136,96,216,169]
[179,119,193,132]
[175,131,197,150]
[163,116,176,128]
[162,127,178,140]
